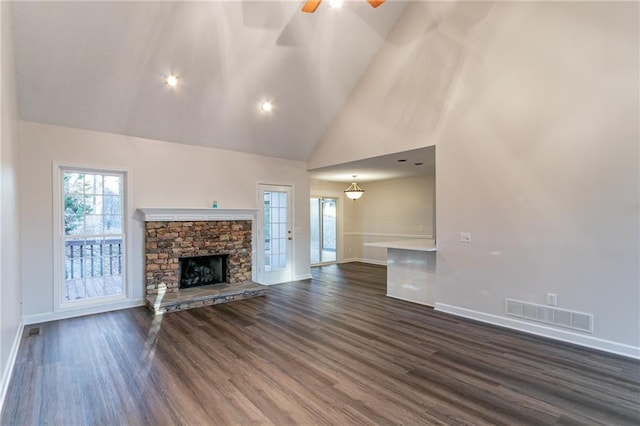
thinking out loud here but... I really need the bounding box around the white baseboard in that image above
[23,299,145,325]
[387,294,434,308]
[341,257,387,266]
[435,303,640,360]
[0,320,24,416]
[294,274,312,281]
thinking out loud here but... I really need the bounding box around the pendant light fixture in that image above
[344,175,365,201]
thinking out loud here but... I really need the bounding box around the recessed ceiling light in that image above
[261,101,273,112]
[397,159,407,163]
[165,74,178,87]
[329,0,344,8]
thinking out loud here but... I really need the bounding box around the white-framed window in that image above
[53,164,129,309]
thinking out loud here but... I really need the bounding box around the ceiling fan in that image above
[301,0,385,13]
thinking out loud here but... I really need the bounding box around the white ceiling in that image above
[309,145,435,182]
[12,1,409,161]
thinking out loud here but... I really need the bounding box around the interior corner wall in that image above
[19,121,310,321]
[432,2,640,356]
[306,1,453,169]
[311,175,435,264]
[0,0,23,412]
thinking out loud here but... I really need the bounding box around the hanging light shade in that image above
[344,175,365,201]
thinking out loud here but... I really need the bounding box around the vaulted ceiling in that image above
[12,1,409,161]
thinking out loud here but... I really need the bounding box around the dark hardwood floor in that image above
[2,263,639,425]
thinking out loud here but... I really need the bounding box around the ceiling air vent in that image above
[505,299,593,333]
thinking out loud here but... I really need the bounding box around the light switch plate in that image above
[460,232,472,243]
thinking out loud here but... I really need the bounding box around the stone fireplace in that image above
[144,220,252,294]
[138,208,266,314]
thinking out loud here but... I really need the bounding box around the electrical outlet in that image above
[460,232,472,243]
[546,293,557,306]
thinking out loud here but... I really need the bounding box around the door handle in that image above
[288,230,292,240]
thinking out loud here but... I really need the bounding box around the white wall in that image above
[311,175,435,264]
[0,0,23,411]
[434,1,639,356]
[309,2,640,357]
[20,121,310,322]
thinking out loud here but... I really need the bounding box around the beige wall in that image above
[20,121,311,322]
[309,2,640,356]
[311,175,435,264]
[0,0,23,409]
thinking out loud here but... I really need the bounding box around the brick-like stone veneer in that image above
[145,220,252,295]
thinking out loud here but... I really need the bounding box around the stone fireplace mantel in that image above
[137,208,257,222]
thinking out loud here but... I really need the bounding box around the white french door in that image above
[257,184,293,284]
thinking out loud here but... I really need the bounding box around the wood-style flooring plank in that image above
[2,263,639,425]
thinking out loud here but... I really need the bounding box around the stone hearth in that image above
[147,281,267,314]
[138,208,267,314]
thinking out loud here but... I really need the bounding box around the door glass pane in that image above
[264,191,288,271]
[63,171,124,302]
[310,198,320,264]
[322,199,337,262]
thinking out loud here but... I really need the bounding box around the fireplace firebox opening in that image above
[179,254,228,289]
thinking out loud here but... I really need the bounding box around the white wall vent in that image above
[505,299,594,333]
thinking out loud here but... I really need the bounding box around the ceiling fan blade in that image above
[367,0,385,8]
[301,0,322,13]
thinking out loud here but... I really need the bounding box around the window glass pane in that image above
[64,173,85,195]
[84,195,103,215]
[85,174,103,195]
[103,175,121,195]
[279,238,286,254]
[83,257,94,278]
[104,215,122,234]
[278,254,287,269]
[102,256,113,276]
[65,195,87,235]
[103,195,121,215]
[65,215,83,235]
[85,215,103,234]
[279,192,287,207]
[82,240,96,259]
[271,207,279,223]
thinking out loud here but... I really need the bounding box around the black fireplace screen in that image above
[179,254,227,289]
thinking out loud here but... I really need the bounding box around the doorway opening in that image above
[310,197,338,265]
